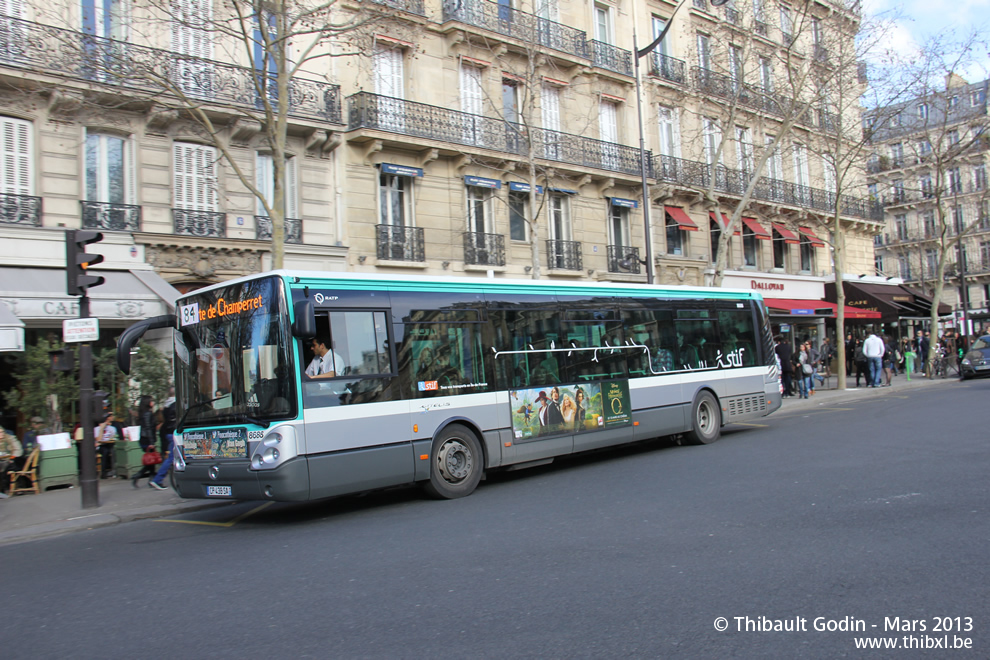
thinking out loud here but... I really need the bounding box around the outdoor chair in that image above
[9,446,40,495]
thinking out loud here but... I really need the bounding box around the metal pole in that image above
[78,293,98,509]
[633,29,654,285]
[960,245,970,337]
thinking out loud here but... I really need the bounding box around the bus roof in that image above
[179,270,765,303]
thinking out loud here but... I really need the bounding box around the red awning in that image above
[798,226,826,247]
[771,223,800,244]
[709,211,740,235]
[763,298,881,319]
[742,216,772,240]
[665,206,699,231]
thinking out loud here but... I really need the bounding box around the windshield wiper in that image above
[175,395,227,433]
[230,412,270,429]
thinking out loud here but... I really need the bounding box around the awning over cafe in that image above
[763,298,881,319]
[798,226,826,247]
[825,281,951,324]
[741,217,771,240]
[771,223,800,244]
[709,211,740,235]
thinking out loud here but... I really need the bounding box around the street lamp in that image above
[632,0,729,285]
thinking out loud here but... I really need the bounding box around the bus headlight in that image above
[250,425,296,470]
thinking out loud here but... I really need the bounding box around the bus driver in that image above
[306,334,346,379]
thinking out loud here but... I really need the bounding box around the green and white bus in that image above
[117,271,781,501]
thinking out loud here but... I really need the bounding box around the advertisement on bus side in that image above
[509,379,631,440]
[181,428,248,459]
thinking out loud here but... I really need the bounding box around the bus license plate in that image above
[207,485,232,497]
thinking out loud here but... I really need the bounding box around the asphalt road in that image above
[5,380,989,659]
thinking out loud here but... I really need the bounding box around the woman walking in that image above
[131,395,159,487]
[797,342,813,399]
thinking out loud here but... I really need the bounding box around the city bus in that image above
[117,271,781,502]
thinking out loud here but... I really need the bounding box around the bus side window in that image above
[717,309,756,366]
[490,308,560,389]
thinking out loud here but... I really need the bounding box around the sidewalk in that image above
[0,372,962,546]
[776,368,959,409]
[0,474,230,546]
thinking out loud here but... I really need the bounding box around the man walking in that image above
[775,336,794,397]
[863,331,885,388]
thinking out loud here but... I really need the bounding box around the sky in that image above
[862,0,990,84]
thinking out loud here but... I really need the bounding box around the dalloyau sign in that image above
[751,280,785,291]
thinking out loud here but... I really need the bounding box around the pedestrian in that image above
[160,387,176,457]
[882,336,895,386]
[903,337,916,381]
[845,333,856,377]
[808,342,825,393]
[0,426,23,498]
[797,342,813,399]
[820,337,834,378]
[863,331,885,387]
[20,416,47,457]
[775,336,794,397]
[131,395,159,487]
[945,331,958,376]
[854,339,869,387]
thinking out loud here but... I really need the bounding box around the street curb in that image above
[0,499,231,547]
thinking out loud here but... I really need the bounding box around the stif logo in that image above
[418,381,439,391]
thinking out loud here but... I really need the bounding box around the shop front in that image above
[825,278,951,341]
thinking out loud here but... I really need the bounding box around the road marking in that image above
[156,501,274,527]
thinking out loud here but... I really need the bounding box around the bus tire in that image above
[423,425,484,499]
[684,391,721,445]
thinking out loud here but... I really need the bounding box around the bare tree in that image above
[865,34,990,376]
[45,0,417,269]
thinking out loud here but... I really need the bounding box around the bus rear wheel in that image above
[685,391,721,445]
[423,425,484,499]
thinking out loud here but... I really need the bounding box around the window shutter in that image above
[174,142,217,211]
[256,152,272,215]
[285,156,298,220]
[460,64,482,115]
[542,85,560,131]
[0,116,32,196]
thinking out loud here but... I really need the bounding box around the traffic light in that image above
[66,229,105,296]
[92,390,110,420]
[48,347,75,373]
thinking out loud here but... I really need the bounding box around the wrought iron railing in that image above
[173,209,226,238]
[348,92,648,177]
[607,245,641,274]
[0,16,342,123]
[0,193,42,226]
[442,0,589,60]
[650,53,686,85]
[255,216,302,244]
[547,239,582,270]
[377,224,425,262]
[81,201,141,231]
[591,40,632,76]
[653,154,883,221]
[463,231,506,266]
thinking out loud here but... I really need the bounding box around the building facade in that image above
[868,75,990,332]
[0,0,881,344]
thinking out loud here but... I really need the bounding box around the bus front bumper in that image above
[174,456,311,502]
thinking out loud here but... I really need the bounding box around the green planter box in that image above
[115,441,145,479]
[39,446,79,491]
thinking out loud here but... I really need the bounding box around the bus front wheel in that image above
[685,391,721,445]
[423,425,484,499]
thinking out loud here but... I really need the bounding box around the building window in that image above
[759,57,773,94]
[735,126,752,172]
[509,191,528,241]
[779,6,793,43]
[923,210,936,237]
[973,90,987,107]
[949,167,962,193]
[867,183,878,200]
[949,96,959,109]
[548,193,571,241]
[666,212,685,256]
[980,201,990,230]
[657,105,680,157]
[709,218,720,263]
[981,241,990,270]
[890,142,904,166]
[947,129,959,145]
[609,204,629,248]
[898,255,910,279]
[925,249,937,277]
[255,153,297,219]
[799,236,814,272]
[703,117,721,165]
[890,113,901,128]
[173,142,218,212]
[875,254,884,275]
[742,224,758,268]
[373,44,405,131]
[380,172,411,227]
[0,116,34,200]
[594,3,612,44]
[85,131,133,205]
[917,103,928,120]
[895,214,908,240]
[919,140,932,157]
[772,228,788,269]
[892,179,905,203]
[952,206,964,235]
[171,0,213,97]
[974,164,987,191]
[696,33,711,70]
[919,174,933,198]
[729,45,744,91]
[466,185,492,234]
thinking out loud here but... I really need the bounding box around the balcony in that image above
[650,53,686,85]
[591,40,632,76]
[692,67,779,117]
[547,239,582,270]
[653,154,884,221]
[348,92,648,177]
[173,209,226,238]
[607,245,641,274]
[255,216,302,244]
[377,224,425,262]
[0,16,342,124]
[0,193,42,226]
[81,201,141,231]
[442,0,589,61]
[463,232,506,266]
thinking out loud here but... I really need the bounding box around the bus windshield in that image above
[174,275,296,429]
